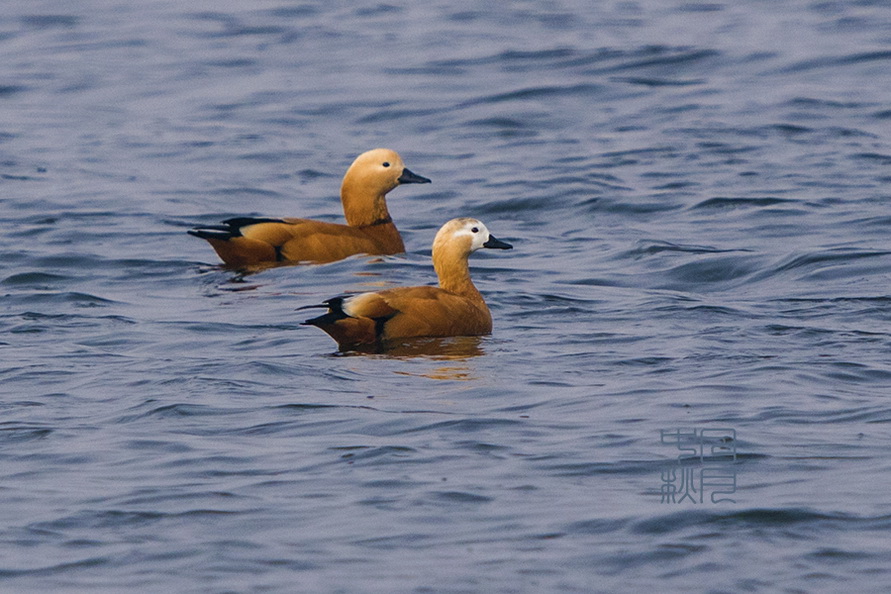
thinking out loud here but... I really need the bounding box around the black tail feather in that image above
[222,217,286,228]
[300,297,349,327]
[187,226,236,240]
[188,217,286,241]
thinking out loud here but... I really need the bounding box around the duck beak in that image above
[397,168,431,184]
[483,235,512,249]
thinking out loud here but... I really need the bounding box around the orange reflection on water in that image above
[340,335,487,380]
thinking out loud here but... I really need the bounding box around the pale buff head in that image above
[342,148,429,197]
[340,148,430,226]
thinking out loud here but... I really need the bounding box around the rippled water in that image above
[3,1,891,591]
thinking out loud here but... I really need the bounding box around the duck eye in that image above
[471,227,479,233]
[382,162,391,168]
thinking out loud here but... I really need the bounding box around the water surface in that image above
[2,1,891,592]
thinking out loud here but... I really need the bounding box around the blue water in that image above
[3,1,891,591]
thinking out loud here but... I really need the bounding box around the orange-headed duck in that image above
[301,217,512,350]
[188,148,430,268]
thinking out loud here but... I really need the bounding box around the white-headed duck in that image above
[302,217,512,350]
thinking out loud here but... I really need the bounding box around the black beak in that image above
[483,235,512,249]
[397,168,431,184]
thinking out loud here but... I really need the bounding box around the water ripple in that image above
[3,1,891,591]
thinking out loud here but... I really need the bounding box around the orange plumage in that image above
[188,148,430,268]
[302,218,512,351]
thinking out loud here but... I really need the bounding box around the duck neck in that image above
[341,178,392,227]
[434,247,484,303]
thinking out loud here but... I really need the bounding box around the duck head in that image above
[433,217,513,257]
[432,217,512,296]
[340,148,430,226]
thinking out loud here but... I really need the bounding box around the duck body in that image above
[187,216,404,267]
[302,218,512,350]
[188,148,429,267]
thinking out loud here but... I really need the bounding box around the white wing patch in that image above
[341,292,388,317]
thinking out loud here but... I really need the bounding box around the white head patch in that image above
[451,219,490,252]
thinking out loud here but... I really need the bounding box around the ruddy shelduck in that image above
[188,148,430,267]
[301,218,512,350]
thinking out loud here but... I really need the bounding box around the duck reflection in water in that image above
[337,336,489,380]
